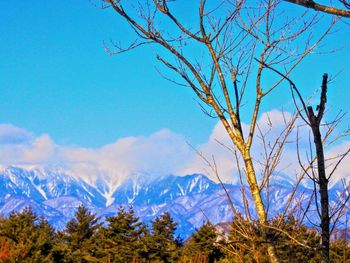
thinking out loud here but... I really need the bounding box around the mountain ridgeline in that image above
[0,166,347,238]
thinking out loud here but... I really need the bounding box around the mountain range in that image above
[0,165,348,238]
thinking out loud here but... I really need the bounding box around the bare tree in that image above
[258,66,350,262]
[284,0,350,18]
[100,1,337,261]
[292,76,350,263]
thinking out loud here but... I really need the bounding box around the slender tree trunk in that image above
[306,74,330,263]
[311,125,330,262]
[243,151,280,263]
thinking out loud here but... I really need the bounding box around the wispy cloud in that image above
[59,129,192,187]
[0,111,348,188]
[181,110,350,185]
[0,124,33,145]
[0,127,192,188]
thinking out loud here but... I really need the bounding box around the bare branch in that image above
[284,0,350,18]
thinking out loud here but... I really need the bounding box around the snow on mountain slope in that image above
[0,166,107,207]
[112,173,217,206]
[0,165,348,238]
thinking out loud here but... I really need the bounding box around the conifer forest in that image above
[0,205,349,262]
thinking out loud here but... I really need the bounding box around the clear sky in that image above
[1,1,349,149]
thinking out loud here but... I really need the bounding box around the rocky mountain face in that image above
[0,166,347,238]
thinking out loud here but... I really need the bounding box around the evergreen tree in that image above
[0,207,55,262]
[58,205,101,262]
[148,212,179,262]
[226,215,325,262]
[274,217,322,262]
[32,217,56,261]
[64,205,101,249]
[330,237,350,262]
[183,222,223,263]
[95,206,148,262]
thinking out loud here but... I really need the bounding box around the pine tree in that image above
[0,207,55,262]
[95,206,148,262]
[183,222,223,263]
[274,217,322,262]
[64,205,101,249]
[32,217,56,261]
[225,215,326,262]
[148,212,180,262]
[330,238,350,262]
[59,205,101,262]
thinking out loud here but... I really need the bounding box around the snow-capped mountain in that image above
[0,166,347,238]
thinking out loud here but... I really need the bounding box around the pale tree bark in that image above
[285,0,350,18]
[243,152,279,261]
[100,1,337,262]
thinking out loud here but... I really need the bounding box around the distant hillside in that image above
[0,165,348,238]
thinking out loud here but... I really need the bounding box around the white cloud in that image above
[324,141,350,185]
[180,110,299,183]
[22,135,56,163]
[0,112,348,190]
[181,110,350,185]
[0,131,56,165]
[0,126,192,189]
[0,124,33,145]
[180,120,238,183]
[59,129,192,188]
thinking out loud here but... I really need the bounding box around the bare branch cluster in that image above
[99,1,341,262]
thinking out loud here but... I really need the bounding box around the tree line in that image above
[0,205,348,262]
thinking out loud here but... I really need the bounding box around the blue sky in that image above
[1,0,350,149]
